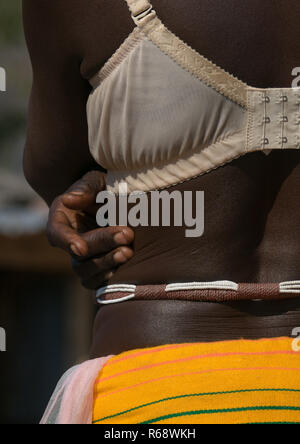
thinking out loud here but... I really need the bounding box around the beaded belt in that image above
[96,281,300,305]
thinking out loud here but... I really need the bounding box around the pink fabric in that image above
[40,356,113,425]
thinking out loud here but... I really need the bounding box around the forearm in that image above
[23,133,104,207]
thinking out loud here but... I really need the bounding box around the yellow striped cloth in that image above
[93,337,300,424]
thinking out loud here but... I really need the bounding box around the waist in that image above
[103,152,300,286]
[90,298,300,358]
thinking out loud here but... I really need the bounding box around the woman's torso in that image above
[62,0,300,354]
[78,0,300,284]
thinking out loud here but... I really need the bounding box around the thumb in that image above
[61,171,106,212]
[61,191,97,212]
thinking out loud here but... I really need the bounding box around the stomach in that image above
[109,150,300,286]
[91,150,300,357]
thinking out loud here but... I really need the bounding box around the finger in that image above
[79,226,134,259]
[47,209,89,257]
[49,223,89,257]
[61,171,106,213]
[48,213,134,259]
[61,192,98,214]
[72,246,134,280]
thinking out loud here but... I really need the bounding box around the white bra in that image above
[86,0,300,194]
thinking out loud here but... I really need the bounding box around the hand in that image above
[46,171,134,289]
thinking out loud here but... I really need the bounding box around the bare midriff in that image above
[89,0,300,356]
[109,151,300,286]
[90,148,300,357]
[90,0,300,356]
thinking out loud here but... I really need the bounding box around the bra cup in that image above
[87,38,246,172]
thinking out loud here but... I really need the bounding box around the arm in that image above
[23,1,135,286]
[23,0,102,206]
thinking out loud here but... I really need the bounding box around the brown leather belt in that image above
[96,281,300,305]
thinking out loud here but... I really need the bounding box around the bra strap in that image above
[124,0,154,25]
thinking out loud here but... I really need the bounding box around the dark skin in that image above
[23,0,300,356]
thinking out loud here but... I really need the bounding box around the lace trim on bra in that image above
[89,1,249,108]
[133,11,249,108]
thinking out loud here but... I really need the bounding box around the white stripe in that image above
[96,294,136,305]
[96,284,136,299]
[165,281,238,292]
[280,281,300,294]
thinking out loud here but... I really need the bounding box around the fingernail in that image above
[69,191,85,196]
[114,232,128,245]
[70,244,82,256]
[113,251,128,263]
[105,272,114,281]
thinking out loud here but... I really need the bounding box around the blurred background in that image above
[0,2,94,424]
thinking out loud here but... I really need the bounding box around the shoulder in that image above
[23,0,135,79]
[22,0,113,58]
[22,0,90,63]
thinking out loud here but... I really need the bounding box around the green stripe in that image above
[141,406,300,424]
[93,389,300,424]
[245,422,300,425]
